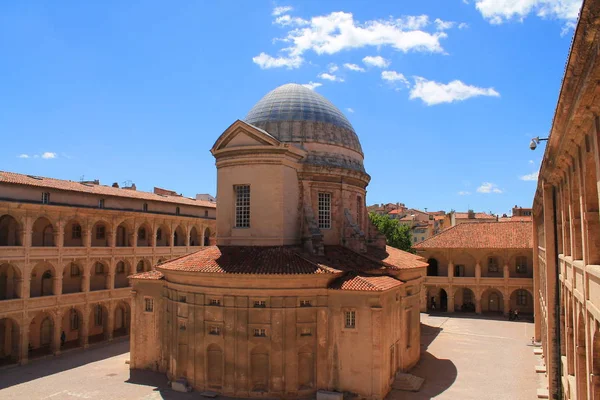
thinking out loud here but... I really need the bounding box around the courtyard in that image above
[0,314,538,400]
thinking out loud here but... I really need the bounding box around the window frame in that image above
[487,256,499,273]
[144,297,154,312]
[253,300,266,308]
[94,262,104,275]
[318,192,332,229]
[98,199,105,209]
[70,263,80,277]
[41,192,50,204]
[96,225,106,240]
[71,224,82,239]
[143,203,148,212]
[344,310,356,329]
[70,309,80,331]
[234,185,251,228]
[94,305,103,326]
[517,289,528,306]
[516,256,528,274]
[209,298,221,306]
[253,328,267,337]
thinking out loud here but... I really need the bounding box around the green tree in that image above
[368,212,414,253]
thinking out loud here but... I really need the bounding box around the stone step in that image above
[393,373,425,392]
[537,388,549,398]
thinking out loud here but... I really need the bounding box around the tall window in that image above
[254,328,267,337]
[356,196,362,226]
[318,192,331,229]
[488,257,499,272]
[41,192,50,204]
[454,265,465,277]
[70,263,80,277]
[94,305,103,326]
[516,256,528,274]
[176,207,180,216]
[98,199,105,209]
[116,262,125,274]
[157,228,162,241]
[234,185,250,228]
[95,262,104,275]
[138,228,146,240]
[345,310,356,329]
[143,203,148,212]
[145,298,154,312]
[72,224,82,239]
[96,226,105,240]
[517,289,528,306]
[70,309,79,330]
[204,210,208,217]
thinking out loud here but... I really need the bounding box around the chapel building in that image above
[129,84,428,399]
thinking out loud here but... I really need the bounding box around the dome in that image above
[244,84,364,164]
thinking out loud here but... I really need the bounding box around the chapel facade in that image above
[129,84,428,399]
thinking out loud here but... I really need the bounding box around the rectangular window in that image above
[179,295,187,303]
[96,226,105,240]
[210,299,221,306]
[345,311,356,329]
[254,328,267,337]
[516,256,528,274]
[70,264,80,277]
[176,207,180,216]
[234,185,251,228]
[318,192,331,229]
[72,225,82,239]
[454,265,465,277]
[300,300,312,307]
[517,290,528,306]
[254,300,266,308]
[300,327,312,337]
[204,210,208,217]
[98,199,105,209]
[143,203,148,212]
[157,229,162,240]
[488,257,499,272]
[145,298,154,312]
[209,326,221,335]
[41,192,50,204]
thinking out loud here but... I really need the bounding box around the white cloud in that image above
[18,154,30,159]
[363,55,390,68]
[434,18,455,30]
[381,70,410,89]
[561,20,576,36]
[272,6,293,16]
[529,159,535,164]
[477,182,503,194]
[274,14,309,27]
[343,63,365,72]
[255,11,447,69]
[328,63,339,73]
[520,171,539,181]
[318,72,344,82]
[458,191,471,195]
[302,81,322,90]
[409,76,500,105]
[474,0,581,25]
[252,52,303,69]
[458,22,469,29]
[18,152,57,160]
[346,107,355,113]
[42,152,57,159]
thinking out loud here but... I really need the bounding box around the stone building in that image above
[0,172,216,366]
[532,1,600,398]
[129,83,428,399]
[414,221,533,315]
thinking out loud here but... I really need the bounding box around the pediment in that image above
[211,120,280,153]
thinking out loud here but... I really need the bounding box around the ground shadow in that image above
[0,339,129,390]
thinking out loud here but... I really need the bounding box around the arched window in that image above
[71,224,82,239]
[138,228,146,240]
[136,261,144,273]
[116,262,125,274]
[95,262,104,275]
[516,289,528,306]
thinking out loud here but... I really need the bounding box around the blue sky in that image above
[0,0,582,215]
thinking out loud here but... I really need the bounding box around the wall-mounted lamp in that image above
[530,136,549,151]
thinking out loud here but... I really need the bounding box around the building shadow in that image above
[0,339,129,390]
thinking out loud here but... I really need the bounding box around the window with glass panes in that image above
[516,256,528,273]
[145,298,154,312]
[488,257,499,272]
[345,311,356,329]
[318,192,331,229]
[234,185,250,228]
[72,224,82,239]
[517,289,528,306]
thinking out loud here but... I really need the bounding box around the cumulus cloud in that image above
[473,0,581,25]
[434,18,455,30]
[529,160,535,164]
[520,171,539,181]
[381,70,410,87]
[254,11,448,69]
[18,152,57,160]
[272,6,293,16]
[302,81,322,90]
[42,152,57,159]
[318,72,344,82]
[18,154,30,159]
[346,108,355,113]
[458,191,471,195]
[363,55,390,68]
[477,182,503,194]
[343,63,365,72]
[327,63,339,73]
[458,22,469,29]
[409,77,500,105]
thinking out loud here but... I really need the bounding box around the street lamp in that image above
[530,136,549,151]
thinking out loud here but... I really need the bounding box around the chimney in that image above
[467,210,475,219]
[112,182,119,188]
[123,183,137,191]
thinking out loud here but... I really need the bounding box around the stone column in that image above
[503,293,510,317]
[129,290,137,368]
[184,227,190,247]
[475,262,481,280]
[83,226,92,248]
[22,274,30,299]
[53,276,62,296]
[107,303,115,341]
[20,322,29,365]
[503,264,509,280]
[81,306,90,348]
[52,311,63,355]
[475,293,482,314]
[448,262,454,278]
[129,231,136,248]
[81,270,90,293]
[106,272,115,291]
[447,288,455,313]
[532,222,542,342]
[109,230,116,248]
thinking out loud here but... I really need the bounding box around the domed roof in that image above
[244,84,363,159]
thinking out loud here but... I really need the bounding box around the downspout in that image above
[552,186,563,400]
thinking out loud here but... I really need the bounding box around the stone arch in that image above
[454,287,476,312]
[113,301,131,338]
[173,225,186,246]
[204,227,211,246]
[29,311,54,357]
[31,216,55,247]
[427,252,449,276]
[452,252,476,277]
[298,345,315,390]
[0,263,21,300]
[189,226,200,247]
[427,258,439,276]
[91,219,111,247]
[63,218,84,247]
[155,223,171,247]
[0,214,22,246]
[481,288,504,313]
[61,307,84,349]
[115,220,133,247]
[62,261,83,294]
[0,317,20,365]
[137,222,152,247]
[30,261,56,297]
[576,311,587,400]
[90,261,109,291]
[114,260,131,288]
[136,259,151,273]
[250,345,269,392]
[207,343,224,388]
[427,287,447,312]
[509,288,534,314]
[88,304,109,344]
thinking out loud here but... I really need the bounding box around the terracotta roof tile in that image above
[129,270,164,280]
[414,221,532,249]
[0,171,216,208]
[366,245,428,269]
[329,273,403,291]
[454,212,496,220]
[499,216,532,222]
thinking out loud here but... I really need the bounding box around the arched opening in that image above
[113,302,131,338]
[510,289,534,315]
[576,312,587,400]
[250,345,269,392]
[592,330,600,399]
[189,227,199,247]
[455,288,476,312]
[30,263,55,297]
[0,318,20,366]
[91,221,109,247]
[298,346,315,390]
[439,289,448,312]
[427,258,438,276]
[207,344,224,389]
[31,217,55,247]
[29,312,54,358]
[0,263,21,300]
[204,228,211,246]
[90,262,108,291]
[88,304,109,344]
[136,259,151,273]
[62,262,83,294]
[155,224,170,247]
[115,223,131,247]
[0,215,21,246]
[114,261,131,288]
[174,225,185,246]
[63,220,83,247]
[61,308,83,350]
[137,223,152,247]
[482,288,504,314]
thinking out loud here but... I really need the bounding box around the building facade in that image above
[129,83,427,399]
[414,221,533,315]
[0,172,216,366]
[533,1,600,398]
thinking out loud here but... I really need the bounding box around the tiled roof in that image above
[366,245,429,269]
[414,221,532,249]
[129,270,164,280]
[388,209,402,214]
[0,171,216,208]
[454,212,496,220]
[329,273,403,291]
[434,215,445,221]
[499,216,532,222]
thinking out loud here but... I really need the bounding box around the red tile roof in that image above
[454,212,496,220]
[0,171,216,208]
[129,270,164,280]
[499,216,533,222]
[413,221,532,249]
[388,209,402,215]
[366,245,428,269]
[329,273,403,291]
[434,215,445,221]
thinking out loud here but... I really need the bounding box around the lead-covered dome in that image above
[245,84,364,173]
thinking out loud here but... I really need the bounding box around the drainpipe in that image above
[552,187,563,400]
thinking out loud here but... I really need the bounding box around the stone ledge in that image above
[537,388,549,398]
[535,365,547,373]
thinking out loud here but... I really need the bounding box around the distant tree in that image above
[368,212,414,253]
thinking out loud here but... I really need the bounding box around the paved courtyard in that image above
[0,314,538,400]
